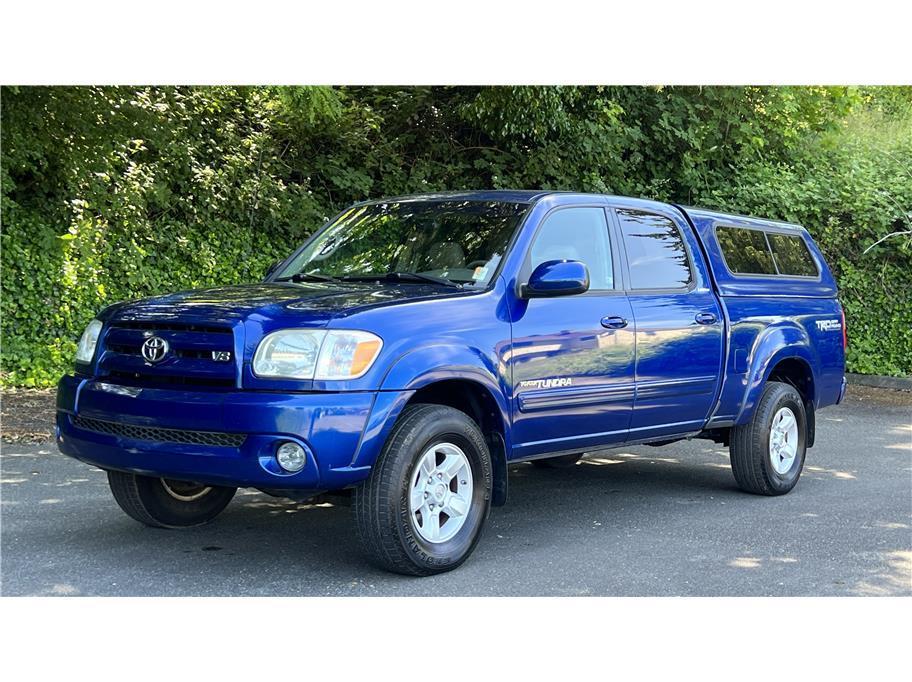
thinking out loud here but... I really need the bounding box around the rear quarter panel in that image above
[712,296,845,424]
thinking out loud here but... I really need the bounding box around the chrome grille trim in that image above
[108,321,232,335]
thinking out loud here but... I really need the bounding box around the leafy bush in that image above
[694,106,912,376]
[2,85,910,386]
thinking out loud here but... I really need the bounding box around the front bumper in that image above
[56,376,411,491]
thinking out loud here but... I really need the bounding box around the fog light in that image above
[276,441,307,473]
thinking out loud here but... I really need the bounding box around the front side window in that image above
[527,207,614,290]
[617,209,692,289]
[768,233,818,277]
[276,200,526,288]
[716,226,777,274]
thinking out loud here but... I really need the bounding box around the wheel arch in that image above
[767,356,816,404]
[736,329,818,445]
[734,324,817,424]
[379,344,512,442]
[766,356,817,448]
[371,344,513,505]
[405,378,510,507]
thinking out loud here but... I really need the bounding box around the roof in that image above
[679,205,805,231]
[358,191,807,231]
[366,189,568,204]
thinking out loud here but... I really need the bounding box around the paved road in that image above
[2,394,910,596]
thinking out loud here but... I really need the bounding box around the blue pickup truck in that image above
[57,190,847,575]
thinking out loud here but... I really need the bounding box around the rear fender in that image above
[735,323,817,425]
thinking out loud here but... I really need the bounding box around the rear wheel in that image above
[107,470,236,528]
[729,381,807,495]
[353,404,492,576]
[530,453,583,469]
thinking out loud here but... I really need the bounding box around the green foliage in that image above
[2,85,910,385]
[694,104,912,376]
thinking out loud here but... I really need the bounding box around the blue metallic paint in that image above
[57,191,846,493]
[57,374,402,491]
[524,259,590,297]
[507,290,636,456]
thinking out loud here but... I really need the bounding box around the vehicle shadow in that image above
[50,450,746,591]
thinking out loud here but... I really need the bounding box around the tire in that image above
[530,453,583,469]
[730,381,807,496]
[353,404,493,576]
[107,470,236,528]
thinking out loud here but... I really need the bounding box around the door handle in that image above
[695,312,717,325]
[601,316,628,329]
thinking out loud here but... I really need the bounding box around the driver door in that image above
[508,206,636,459]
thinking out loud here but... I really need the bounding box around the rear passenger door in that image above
[612,206,724,441]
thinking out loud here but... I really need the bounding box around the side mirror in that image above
[264,258,284,280]
[522,260,590,298]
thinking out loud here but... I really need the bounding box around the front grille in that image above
[72,415,245,447]
[98,320,238,389]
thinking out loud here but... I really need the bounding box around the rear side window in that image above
[768,233,818,276]
[617,209,692,289]
[715,225,818,278]
[716,227,777,274]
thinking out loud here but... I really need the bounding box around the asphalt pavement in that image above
[2,392,910,596]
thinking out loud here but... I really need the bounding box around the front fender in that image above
[380,343,507,395]
[350,344,512,469]
[735,323,817,425]
[384,345,512,427]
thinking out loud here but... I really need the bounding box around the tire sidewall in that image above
[135,476,236,527]
[759,386,807,492]
[391,412,492,573]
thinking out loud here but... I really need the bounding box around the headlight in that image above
[315,330,383,380]
[253,329,324,379]
[75,319,103,364]
[253,329,383,380]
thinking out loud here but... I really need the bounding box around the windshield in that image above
[275,200,527,288]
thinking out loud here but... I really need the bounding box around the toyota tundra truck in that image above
[57,190,848,575]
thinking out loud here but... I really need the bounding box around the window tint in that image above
[768,233,818,276]
[716,227,776,274]
[617,210,692,289]
[529,207,614,289]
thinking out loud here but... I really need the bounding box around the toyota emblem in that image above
[141,336,169,363]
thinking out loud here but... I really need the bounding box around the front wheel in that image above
[107,471,237,528]
[729,381,807,495]
[353,404,493,576]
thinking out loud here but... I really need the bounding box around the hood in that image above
[103,282,464,326]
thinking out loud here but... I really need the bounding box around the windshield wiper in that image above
[275,272,341,284]
[341,271,462,288]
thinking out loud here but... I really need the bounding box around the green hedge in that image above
[2,86,910,386]
[695,125,912,376]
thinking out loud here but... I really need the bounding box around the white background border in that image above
[1,0,910,84]
[1,1,909,677]
[1,597,909,678]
